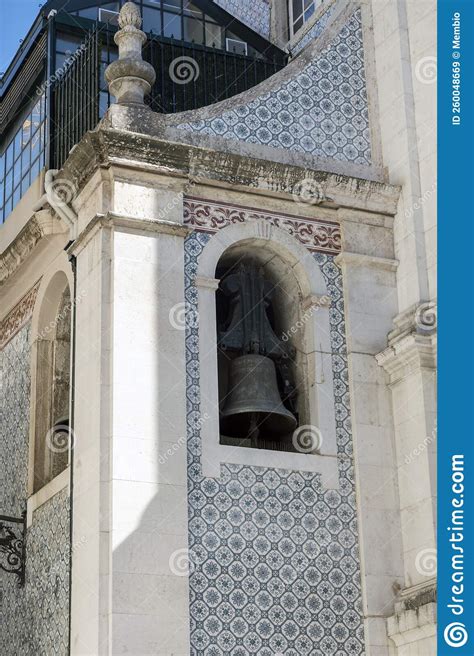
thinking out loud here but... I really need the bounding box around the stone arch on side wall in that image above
[194,219,339,488]
[29,259,73,494]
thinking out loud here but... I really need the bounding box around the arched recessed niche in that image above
[193,219,339,487]
[30,267,73,493]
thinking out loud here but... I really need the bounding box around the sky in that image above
[0,0,45,74]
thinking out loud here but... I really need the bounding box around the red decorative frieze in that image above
[183,197,341,254]
[0,283,39,349]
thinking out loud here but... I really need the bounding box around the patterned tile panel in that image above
[213,0,270,38]
[0,320,70,655]
[185,228,364,655]
[177,10,371,165]
[0,324,31,515]
[0,490,70,656]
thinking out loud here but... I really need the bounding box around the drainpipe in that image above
[66,249,77,656]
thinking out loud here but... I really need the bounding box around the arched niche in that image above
[194,219,339,488]
[29,263,73,493]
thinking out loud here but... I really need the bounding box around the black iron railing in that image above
[52,29,100,171]
[144,35,284,113]
[51,25,285,169]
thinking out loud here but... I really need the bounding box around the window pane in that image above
[21,118,31,148]
[78,7,98,19]
[21,147,30,177]
[293,16,303,32]
[31,129,41,161]
[292,0,303,19]
[163,0,181,10]
[205,22,222,48]
[184,17,204,43]
[13,156,21,187]
[13,184,21,206]
[31,156,41,182]
[56,35,83,54]
[6,142,14,170]
[31,100,42,131]
[21,172,30,195]
[304,4,315,21]
[163,12,182,38]
[184,2,202,17]
[14,130,22,159]
[304,0,314,8]
[143,6,162,33]
[5,169,13,195]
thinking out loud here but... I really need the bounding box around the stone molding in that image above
[68,211,192,257]
[376,333,436,385]
[183,196,341,254]
[387,582,437,648]
[0,282,39,348]
[61,129,401,216]
[335,251,398,271]
[376,301,437,384]
[0,210,64,285]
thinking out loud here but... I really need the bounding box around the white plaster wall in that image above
[370,0,436,310]
[110,228,190,656]
[336,247,405,656]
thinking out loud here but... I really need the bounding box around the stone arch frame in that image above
[28,257,74,495]
[194,219,339,488]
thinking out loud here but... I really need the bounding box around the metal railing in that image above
[51,25,285,169]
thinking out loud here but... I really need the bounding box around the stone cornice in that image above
[0,210,65,285]
[335,251,399,271]
[68,211,192,257]
[376,333,437,384]
[61,129,401,216]
[387,581,437,647]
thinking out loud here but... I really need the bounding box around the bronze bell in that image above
[220,354,297,440]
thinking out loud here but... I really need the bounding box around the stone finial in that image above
[104,1,156,105]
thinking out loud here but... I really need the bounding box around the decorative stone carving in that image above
[183,196,341,254]
[0,283,39,348]
[105,1,156,105]
[0,211,63,285]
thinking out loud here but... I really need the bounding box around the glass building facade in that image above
[0,0,280,224]
[0,96,47,224]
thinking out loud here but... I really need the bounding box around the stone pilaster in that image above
[376,303,437,655]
